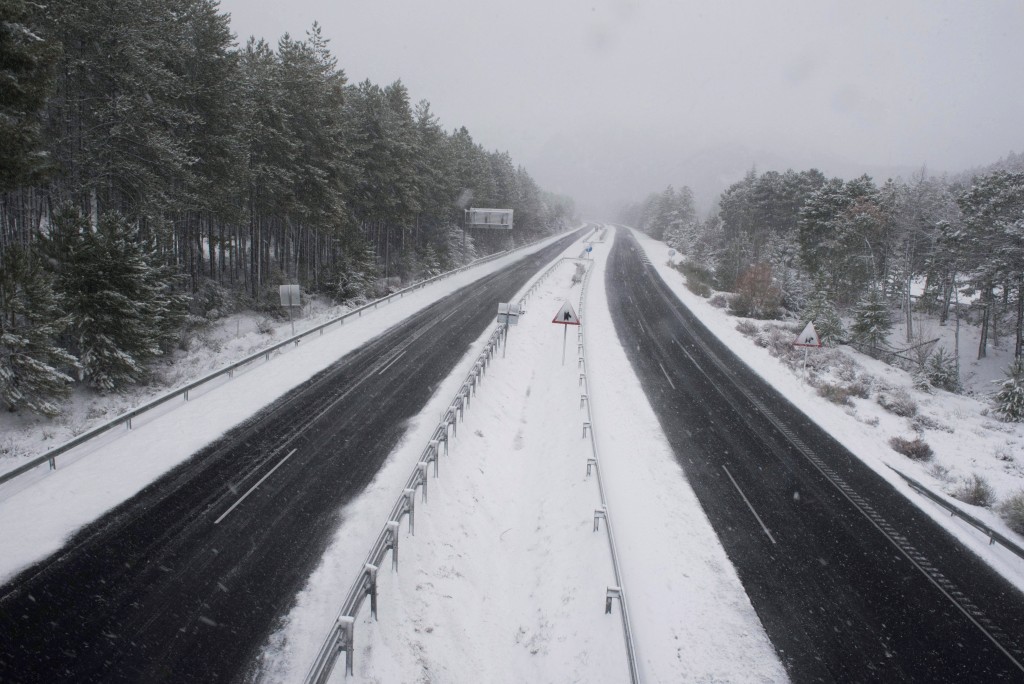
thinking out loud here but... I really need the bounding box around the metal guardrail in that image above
[575,248,641,683]
[0,234,570,488]
[304,321,507,683]
[887,466,1024,563]
[304,233,600,683]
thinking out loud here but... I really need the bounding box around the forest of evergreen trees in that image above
[620,156,1024,416]
[0,0,575,414]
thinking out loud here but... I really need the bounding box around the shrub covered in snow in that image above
[924,348,960,393]
[673,260,714,298]
[877,388,918,417]
[993,358,1024,422]
[951,474,995,508]
[889,436,933,461]
[999,491,1024,535]
[817,382,854,406]
[730,263,782,319]
[735,320,759,337]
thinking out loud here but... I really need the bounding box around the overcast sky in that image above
[217,0,1024,217]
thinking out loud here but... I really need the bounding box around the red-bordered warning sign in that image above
[552,301,581,326]
[793,321,822,348]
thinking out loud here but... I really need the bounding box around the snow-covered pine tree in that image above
[43,211,186,391]
[994,358,1024,422]
[802,288,845,346]
[0,0,58,191]
[851,290,892,358]
[0,245,77,414]
[924,347,960,393]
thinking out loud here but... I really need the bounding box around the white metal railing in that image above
[575,247,641,683]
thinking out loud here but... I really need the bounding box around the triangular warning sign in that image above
[552,301,581,326]
[793,321,822,348]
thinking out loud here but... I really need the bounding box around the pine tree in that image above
[43,211,187,391]
[0,0,58,190]
[803,288,845,346]
[0,245,77,414]
[851,290,892,358]
[994,359,1024,422]
[924,347,960,393]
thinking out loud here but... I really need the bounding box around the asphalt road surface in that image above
[606,227,1024,682]
[0,230,583,684]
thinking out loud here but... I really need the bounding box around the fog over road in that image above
[606,226,1024,682]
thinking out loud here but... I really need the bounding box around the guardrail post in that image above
[403,488,416,534]
[338,616,356,676]
[184,389,190,401]
[434,423,446,456]
[429,440,441,476]
[387,521,400,570]
[48,456,56,470]
[580,394,589,410]
[594,506,607,531]
[586,457,597,477]
[578,356,585,370]
[582,422,591,438]
[579,373,587,388]
[605,586,622,614]
[448,407,459,437]
[365,564,379,618]
[418,462,429,502]
[126,417,132,431]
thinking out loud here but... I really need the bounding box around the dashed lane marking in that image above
[215,449,297,525]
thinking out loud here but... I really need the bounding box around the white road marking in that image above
[658,362,676,389]
[215,449,297,525]
[377,350,407,375]
[722,465,777,544]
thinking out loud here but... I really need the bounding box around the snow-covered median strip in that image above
[260,232,785,683]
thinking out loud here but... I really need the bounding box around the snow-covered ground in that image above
[629,228,1024,592]
[258,240,785,683]
[3,221,1023,683]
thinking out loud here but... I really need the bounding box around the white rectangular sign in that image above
[279,284,301,307]
[466,208,513,230]
[497,302,520,326]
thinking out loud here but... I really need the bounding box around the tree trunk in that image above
[1016,275,1024,359]
[905,272,913,342]
[978,284,991,360]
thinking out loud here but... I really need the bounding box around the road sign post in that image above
[496,303,520,358]
[552,301,581,366]
[279,284,301,336]
[793,321,822,379]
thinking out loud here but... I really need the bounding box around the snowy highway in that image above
[606,227,1024,681]
[0,231,582,683]
[2,224,1023,683]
